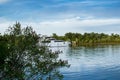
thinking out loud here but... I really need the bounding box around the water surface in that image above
[51,45,120,80]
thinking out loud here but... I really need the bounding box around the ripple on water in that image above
[51,45,120,80]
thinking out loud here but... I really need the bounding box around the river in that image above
[50,45,120,80]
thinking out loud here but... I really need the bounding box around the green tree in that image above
[0,22,69,80]
[52,33,58,39]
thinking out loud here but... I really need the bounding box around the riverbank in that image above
[52,32,120,47]
[71,42,120,47]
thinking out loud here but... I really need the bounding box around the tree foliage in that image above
[52,32,120,46]
[0,22,69,80]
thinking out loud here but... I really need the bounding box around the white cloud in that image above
[0,0,10,4]
[43,0,118,8]
[36,17,120,35]
[0,17,120,35]
[38,17,120,28]
[0,18,14,34]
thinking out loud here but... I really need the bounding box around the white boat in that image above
[40,37,70,47]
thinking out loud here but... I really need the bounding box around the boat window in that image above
[54,40,64,42]
[42,41,50,43]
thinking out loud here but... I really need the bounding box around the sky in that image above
[0,0,120,35]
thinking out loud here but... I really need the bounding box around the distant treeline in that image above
[52,32,120,46]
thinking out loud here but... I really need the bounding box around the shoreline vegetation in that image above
[52,32,120,47]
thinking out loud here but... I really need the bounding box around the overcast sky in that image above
[0,0,120,35]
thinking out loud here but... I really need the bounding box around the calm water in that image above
[51,45,120,80]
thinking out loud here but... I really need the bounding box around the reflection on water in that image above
[50,45,120,80]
